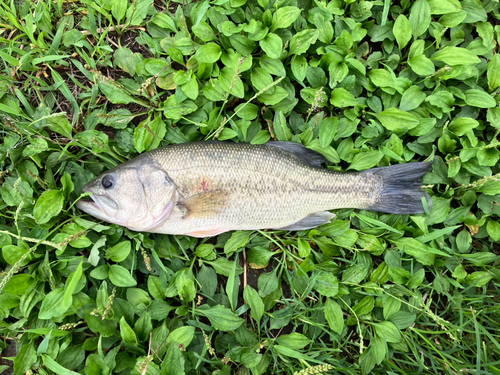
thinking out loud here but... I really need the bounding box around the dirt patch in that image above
[0,340,16,375]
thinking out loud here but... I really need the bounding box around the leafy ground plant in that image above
[1,0,500,373]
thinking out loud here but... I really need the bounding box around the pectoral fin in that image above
[181,190,228,219]
[275,211,335,231]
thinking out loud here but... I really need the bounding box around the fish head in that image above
[77,160,177,231]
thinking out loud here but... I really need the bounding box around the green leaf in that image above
[319,116,338,148]
[195,42,222,63]
[487,220,500,241]
[348,150,383,171]
[330,88,358,107]
[259,33,282,59]
[112,0,128,23]
[400,86,426,111]
[271,6,301,31]
[167,326,195,347]
[162,343,185,374]
[449,117,479,136]
[105,241,132,262]
[39,288,69,319]
[34,190,64,224]
[244,285,264,323]
[134,116,166,153]
[464,89,496,108]
[374,108,420,132]
[120,316,138,344]
[372,321,402,343]
[63,260,83,307]
[408,55,435,76]
[290,29,319,55]
[487,54,500,91]
[235,103,259,120]
[273,111,293,141]
[428,0,461,14]
[42,354,81,375]
[277,333,312,350]
[226,256,239,311]
[197,304,245,331]
[393,15,411,48]
[314,273,339,297]
[325,298,344,335]
[291,55,308,81]
[315,13,334,44]
[13,343,37,375]
[432,47,481,66]
[409,0,431,38]
[224,231,251,256]
[109,265,137,287]
[392,238,436,265]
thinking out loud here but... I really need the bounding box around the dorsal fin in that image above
[265,141,327,167]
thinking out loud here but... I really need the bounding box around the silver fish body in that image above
[77,141,432,237]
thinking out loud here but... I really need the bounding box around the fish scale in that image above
[77,141,432,237]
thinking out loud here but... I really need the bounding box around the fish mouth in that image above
[76,192,118,220]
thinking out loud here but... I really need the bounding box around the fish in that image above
[76,141,432,238]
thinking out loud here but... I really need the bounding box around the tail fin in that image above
[362,162,432,214]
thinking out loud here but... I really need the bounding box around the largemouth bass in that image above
[77,141,432,237]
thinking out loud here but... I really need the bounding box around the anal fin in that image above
[274,211,335,231]
[186,229,229,238]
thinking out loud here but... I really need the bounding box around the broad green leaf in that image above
[428,0,461,14]
[134,116,166,153]
[464,89,496,108]
[39,288,69,319]
[330,88,358,107]
[195,42,222,63]
[449,117,479,136]
[400,86,426,111]
[271,6,301,31]
[277,333,311,350]
[109,265,137,287]
[34,190,64,224]
[290,29,319,55]
[244,285,264,323]
[273,111,292,141]
[372,321,402,343]
[409,0,431,38]
[348,150,383,171]
[314,273,339,297]
[374,108,420,132]
[487,55,500,91]
[432,47,480,66]
[63,260,83,307]
[197,305,245,331]
[259,33,282,59]
[167,326,195,347]
[291,55,307,81]
[120,316,138,344]
[112,0,128,23]
[224,231,251,256]
[325,298,344,335]
[105,241,132,262]
[393,15,411,48]
[408,55,435,76]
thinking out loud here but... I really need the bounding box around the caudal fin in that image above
[362,162,433,214]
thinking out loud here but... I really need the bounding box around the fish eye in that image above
[101,174,114,189]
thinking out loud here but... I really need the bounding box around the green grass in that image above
[1,0,500,374]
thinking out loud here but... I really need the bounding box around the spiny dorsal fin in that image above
[180,190,228,219]
[265,141,328,167]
